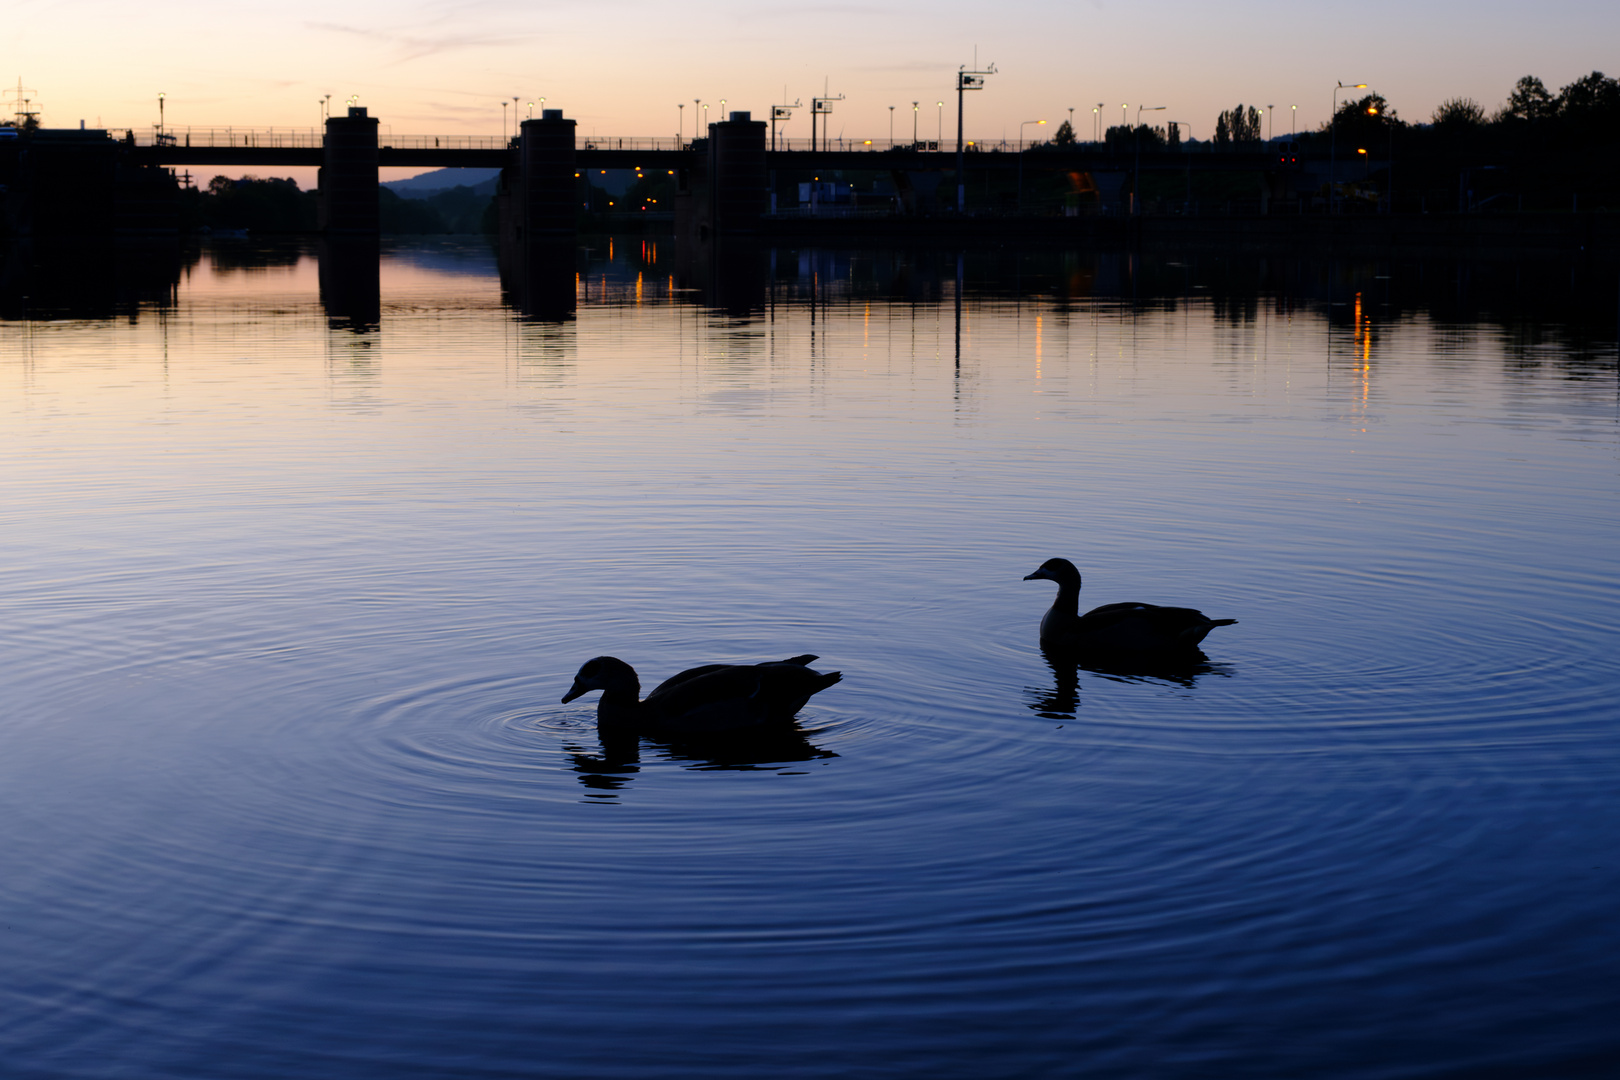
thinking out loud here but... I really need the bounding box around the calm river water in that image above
[2,238,1618,1078]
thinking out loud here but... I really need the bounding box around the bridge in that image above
[4,107,1296,240]
[123,126,1283,174]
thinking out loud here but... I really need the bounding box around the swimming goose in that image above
[562,654,842,736]
[1023,557,1236,654]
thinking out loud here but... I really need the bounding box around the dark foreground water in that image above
[2,239,1618,1078]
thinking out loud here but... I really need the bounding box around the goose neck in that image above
[1051,577,1082,616]
[595,686,643,728]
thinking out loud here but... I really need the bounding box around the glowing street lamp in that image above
[936,101,943,143]
[912,101,919,145]
[1093,104,1101,142]
[1331,81,1368,214]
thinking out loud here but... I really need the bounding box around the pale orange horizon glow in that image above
[10,0,1617,190]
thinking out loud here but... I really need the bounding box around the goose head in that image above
[1023,557,1082,587]
[561,656,641,704]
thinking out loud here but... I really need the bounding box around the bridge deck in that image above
[131,144,1284,173]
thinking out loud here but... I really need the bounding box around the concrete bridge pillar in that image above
[319,107,379,234]
[708,112,767,235]
[501,110,578,243]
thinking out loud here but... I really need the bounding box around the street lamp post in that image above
[1120,102,1127,132]
[157,92,165,139]
[1018,119,1045,208]
[720,98,727,122]
[890,105,895,145]
[1365,100,1394,213]
[1267,104,1274,141]
[936,101,943,143]
[678,103,684,144]
[1291,104,1296,137]
[501,101,507,139]
[912,101,919,145]
[1134,105,1165,215]
[1331,81,1367,213]
[1170,121,1194,208]
[1094,105,1101,142]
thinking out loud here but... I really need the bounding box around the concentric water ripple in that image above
[2,241,1617,1079]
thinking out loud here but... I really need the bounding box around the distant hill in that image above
[384,168,501,199]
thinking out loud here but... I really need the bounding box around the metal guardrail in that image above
[112,130,1092,153]
[122,128,324,149]
[112,129,1248,155]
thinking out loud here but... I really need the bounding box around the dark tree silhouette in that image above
[1432,97,1485,127]
[1052,119,1076,146]
[1502,76,1554,122]
[1214,104,1261,147]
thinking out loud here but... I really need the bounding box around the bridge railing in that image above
[110,129,1239,155]
[115,128,515,150]
[120,128,324,148]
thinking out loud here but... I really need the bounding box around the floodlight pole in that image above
[955,63,995,211]
[771,99,799,151]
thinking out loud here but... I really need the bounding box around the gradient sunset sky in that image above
[12,0,1618,149]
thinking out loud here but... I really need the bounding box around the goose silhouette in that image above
[563,654,842,736]
[1024,557,1236,655]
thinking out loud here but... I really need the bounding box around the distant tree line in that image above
[1293,71,1620,211]
[185,176,498,234]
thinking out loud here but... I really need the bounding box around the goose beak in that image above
[561,681,587,704]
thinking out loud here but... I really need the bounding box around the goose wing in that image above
[648,655,820,699]
[645,660,840,734]
[1059,602,1237,651]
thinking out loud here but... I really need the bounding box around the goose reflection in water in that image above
[1025,646,1233,720]
[567,727,837,799]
